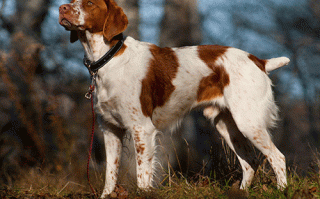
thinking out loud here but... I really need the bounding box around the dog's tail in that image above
[265,57,290,72]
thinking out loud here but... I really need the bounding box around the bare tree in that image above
[160,0,202,47]
[275,1,320,144]
[116,0,140,39]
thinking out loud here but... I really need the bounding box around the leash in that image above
[85,75,98,197]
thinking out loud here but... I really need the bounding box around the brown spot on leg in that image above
[135,143,145,155]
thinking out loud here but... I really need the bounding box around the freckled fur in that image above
[59,0,290,197]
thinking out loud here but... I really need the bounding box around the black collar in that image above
[83,34,125,74]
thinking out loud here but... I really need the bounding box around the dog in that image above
[59,0,289,197]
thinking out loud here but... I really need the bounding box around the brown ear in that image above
[70,30,78,43]
[103,0,128,41]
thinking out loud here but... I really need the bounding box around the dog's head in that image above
[59,0,128,43]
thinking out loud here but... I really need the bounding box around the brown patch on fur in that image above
[248,54,267,72]
[196,45,230,102]
[81,0,109,33]
[140,45,180,117]
[133,127,146,154]
[197,45,229,69]
[135,143,145,155]
[197,66,230,102]
[114,158,119,165]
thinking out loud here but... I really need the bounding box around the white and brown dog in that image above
[59,0,289,197]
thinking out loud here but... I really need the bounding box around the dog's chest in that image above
[93,71,141,127]
[94,85,122,126]
[92,71,126,124]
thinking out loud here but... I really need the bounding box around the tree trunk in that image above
[160,0,202,47]
[116,0,140,40]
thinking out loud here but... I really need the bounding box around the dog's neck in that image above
[78,30,115,62]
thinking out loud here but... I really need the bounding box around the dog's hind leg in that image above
[227,98,287,189]
[235,124,287,189]
[204,106,258,189]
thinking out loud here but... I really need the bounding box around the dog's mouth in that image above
[59,18,85,31]
[60,18,72,28]
[59,18,74,30]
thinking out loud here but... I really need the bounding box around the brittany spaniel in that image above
[59,0,289,197]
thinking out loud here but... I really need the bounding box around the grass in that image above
[1,135,319,198]
[1,164,319,199]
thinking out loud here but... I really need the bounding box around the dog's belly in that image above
[150,88,226,131]
[150,91,198,130]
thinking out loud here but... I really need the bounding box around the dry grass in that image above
[1,160,320,199]
[1,134,320,198]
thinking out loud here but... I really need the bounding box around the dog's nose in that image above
[59,4,71,14]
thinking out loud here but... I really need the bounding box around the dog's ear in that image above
[70,30,78,43]
[103,0,128,42]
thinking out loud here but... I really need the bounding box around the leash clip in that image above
[85,73,97,100]
[85,85,95,100]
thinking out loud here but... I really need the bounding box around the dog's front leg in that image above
[131,124,157,190]
[101,127,125,198]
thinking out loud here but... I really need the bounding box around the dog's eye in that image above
[87,1,93,6]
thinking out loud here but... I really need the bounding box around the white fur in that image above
[71,0,86,27]
[266,57,290,72]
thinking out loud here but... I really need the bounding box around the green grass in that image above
[1,166,319,199]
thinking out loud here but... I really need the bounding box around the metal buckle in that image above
[85,72,97,100]
[83,56,91,68]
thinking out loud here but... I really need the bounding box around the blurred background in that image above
[0,0,319,191]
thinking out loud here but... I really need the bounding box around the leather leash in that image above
[86,76,97,197]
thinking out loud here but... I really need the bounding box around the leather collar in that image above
[83,34,125,74]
